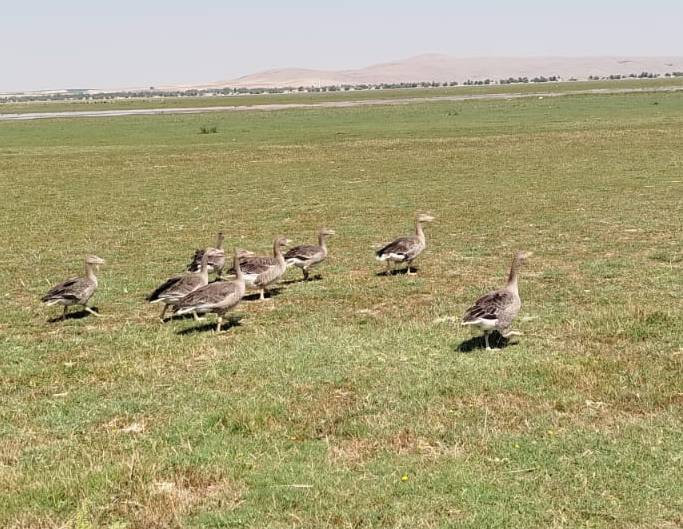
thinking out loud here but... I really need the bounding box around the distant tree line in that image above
[2,72,681,104]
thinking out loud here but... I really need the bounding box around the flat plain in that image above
[2,77,682,115]
[0,86,681,528]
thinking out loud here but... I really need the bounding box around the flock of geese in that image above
[41,214,531,349]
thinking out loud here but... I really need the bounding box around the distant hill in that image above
[205,54,683,89]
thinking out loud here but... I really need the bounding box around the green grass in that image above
[2,77,682,114]
[0,90,681,528]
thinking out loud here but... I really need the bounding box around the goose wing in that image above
[147,275,183,301]
[174,281,240,312]
[187,247,225,272]
[462,289,513,323]
[233,255,276,275]
[42,276,89,302]
[285,245,322,262]
[148,273,204,302]
[376,236,420,261]
[186,248,205,272]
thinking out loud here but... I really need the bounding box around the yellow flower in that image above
[401,474,409,482]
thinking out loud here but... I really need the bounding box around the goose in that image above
[173,248,246,332]
[376,214,435,274]
[461,251,532,350]
[147,250,210,321]
[187,232,225,277]
[41,255,106,319]
[233,237,290,300]
[285,228,335,280]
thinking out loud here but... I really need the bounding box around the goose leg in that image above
[61,305,68,320]
[303,268,309,281]
[193,311,205,321]
[259,288,265,301]
[216,315,223,333]
[485,332,500,351]
[385,260,392,275]
[85,306,101,317]
[406,261,414,275]
[159,304,168,322]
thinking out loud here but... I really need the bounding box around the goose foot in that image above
[193,312,206,321]
[85,306,101,317]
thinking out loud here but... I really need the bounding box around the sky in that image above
[2,0,682,92]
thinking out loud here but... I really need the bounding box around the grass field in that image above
[2,77,683,115]
[0,89,682,528]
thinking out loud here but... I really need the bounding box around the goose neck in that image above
[85,262,97,284]
[415,221,426,244]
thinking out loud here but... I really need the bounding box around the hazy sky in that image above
[3,0,682,91]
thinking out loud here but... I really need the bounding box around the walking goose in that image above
[187,232,225,277]
[376,213,435,274]
[234,237,290,300]
[148,250,210,321]
[173,248,246,332]
[41,255,106,319]
[285,228,335,280]
[461,251,532,350]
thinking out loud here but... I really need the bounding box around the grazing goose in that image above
[147,250,210,321]
[376,214,435,274]
[41,255,105,319]
[285,228,335,280]
[187,232,225,277]
[173,248,246,332]
[461,251,532,350]
[235,237,290,300]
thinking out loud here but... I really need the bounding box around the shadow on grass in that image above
[48,307,100,323]
[176,315,243,335]
[457,332,518,353]
[376,266,419,277]
[282,275,323,285]
[243,287,284,301]
[161,312,198,323]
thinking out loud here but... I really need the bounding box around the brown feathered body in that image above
[174,250,246,331]
[285,229,334,280]
[41,255,105,316]
[187,232,225,276]
[149,251,210,319]
[376,214,434,268]
[233,237,289,298]
[462,251,531,347]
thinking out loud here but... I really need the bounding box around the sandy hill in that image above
[206,54,683,89]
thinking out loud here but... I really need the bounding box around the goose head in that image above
[85,255,105,271]
[416,213,435,224]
